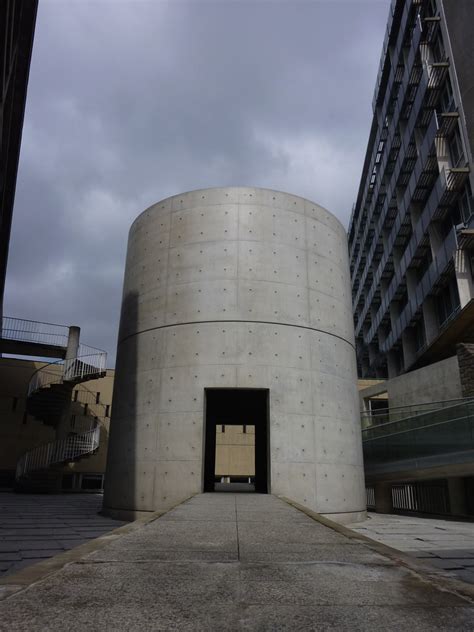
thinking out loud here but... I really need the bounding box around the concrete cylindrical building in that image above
[104,187,365,522]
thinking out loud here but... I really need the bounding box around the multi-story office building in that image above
[349,0,474,379]
[0,1,38,319]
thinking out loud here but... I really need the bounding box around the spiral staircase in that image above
[26,352,107,427]
[15,427,101,490]
[0,317,107,492]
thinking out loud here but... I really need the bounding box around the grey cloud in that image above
[6,0,390,364]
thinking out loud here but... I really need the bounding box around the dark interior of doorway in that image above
[204,388,269,493]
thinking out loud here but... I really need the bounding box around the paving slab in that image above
[0,493,474,630]
[454,570,474,585]
[0,493,126,578]
[348,512,474,588]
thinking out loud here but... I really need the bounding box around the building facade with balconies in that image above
[348,0,474,379]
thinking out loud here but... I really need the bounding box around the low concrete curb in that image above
[0,495,194,601]
[279,496,474,605]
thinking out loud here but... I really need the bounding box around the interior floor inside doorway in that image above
[214,482,255,493]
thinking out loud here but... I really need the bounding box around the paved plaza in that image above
[0,493,126,577]
[1,493,474,630]
[348,512,474,585]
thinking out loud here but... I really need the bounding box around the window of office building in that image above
[448,125,465,168]
[416,247,433,282]
[425,0,438,18]
[81,474,104,491]
[436,274,460,328]
[368,398,388,422]
[458,181,473,224]
[431,31,445,62]
[393,347,404,375]
[440,208,460,239]
[399,289,409,314]
[414,318,426,352]
[384,268,395,288]
[438,76,455,113]
[439,187,471,243]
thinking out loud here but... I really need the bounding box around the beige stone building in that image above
[0,357,114,491]
[215,425,255,481]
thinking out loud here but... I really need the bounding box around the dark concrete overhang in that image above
[364,449,474,484]
[0,338,66,359]
[457,229,474,250]
[409,298,474,370]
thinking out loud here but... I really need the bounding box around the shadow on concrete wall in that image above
[102,291,138,518]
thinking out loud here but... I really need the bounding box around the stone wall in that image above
[456,343,474,397]
[386,355,462,409]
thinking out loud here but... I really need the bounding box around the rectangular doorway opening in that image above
[203,388,269,493]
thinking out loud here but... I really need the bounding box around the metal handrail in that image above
[28,352,107,397]
[361,396,473,417]
[363,407,474,469]
[362,397,474,431]
[362,398,474,440]
[364,411,474,442]
[1,316,70,347]
[15,426,101,480]
[63,353,107,382]
[78,342,107,355]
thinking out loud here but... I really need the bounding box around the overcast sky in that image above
[6,0,390,366]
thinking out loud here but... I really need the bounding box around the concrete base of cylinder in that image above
[100,507,158,521]
[320,510,367,525]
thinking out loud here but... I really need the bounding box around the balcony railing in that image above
[361,157,468,353]
[0,317,69,348]
[361,397,474,431]
[351,20,426,295]
[16,426,101,481]
[355,114,440,340]
[363,398,474,466]
[28,352,107,396]
[352,1,422,264]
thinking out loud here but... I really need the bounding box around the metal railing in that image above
[361,397,474,429]
[352,81,438,326]
[28,352,107,397]
[63,352,107,382]
[363,398,474,465]
[27,363,63,396]
[391,481,450,515]
[351,5,423,269]
[366,486,376,509]
[355,111,441,339]
[1,317,69,348]
[15,426,101,480]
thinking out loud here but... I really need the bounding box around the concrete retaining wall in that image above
[386,355,462,409]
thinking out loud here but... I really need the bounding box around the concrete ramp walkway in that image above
[1,494,474,630]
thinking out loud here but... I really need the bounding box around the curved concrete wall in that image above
[104,187,365,522]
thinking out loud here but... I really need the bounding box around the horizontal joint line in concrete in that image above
[119,319,355,350]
